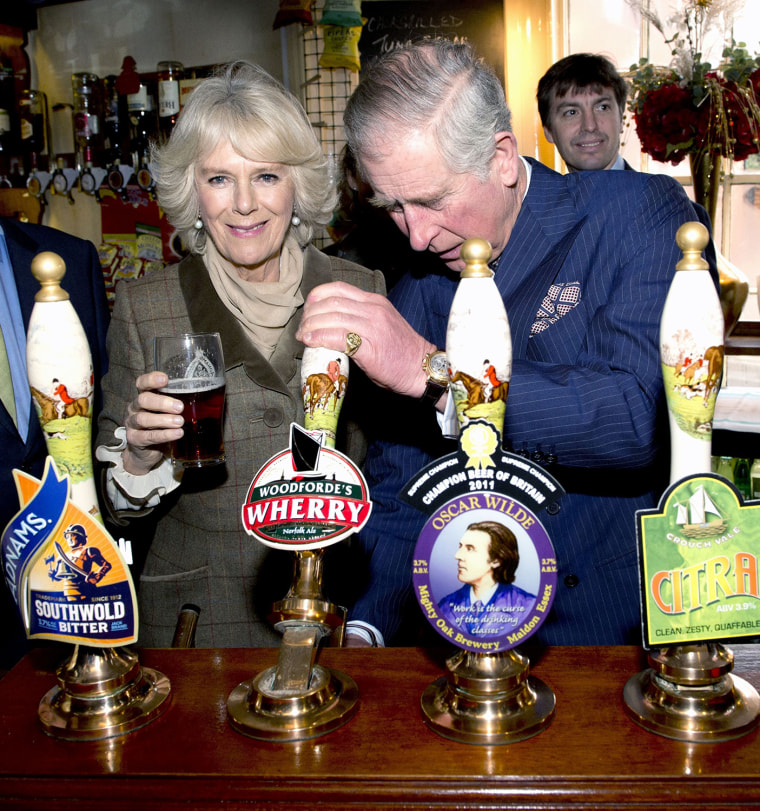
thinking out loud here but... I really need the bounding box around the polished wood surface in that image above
[1,644,760,810]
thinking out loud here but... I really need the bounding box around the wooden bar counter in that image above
[1,644,759,809]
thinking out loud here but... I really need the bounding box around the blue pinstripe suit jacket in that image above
[351,158,712,647]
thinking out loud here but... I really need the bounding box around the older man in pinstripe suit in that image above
[299,39,719,648]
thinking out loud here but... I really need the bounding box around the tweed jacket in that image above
[97,246,384,648]
[351,159,709,647]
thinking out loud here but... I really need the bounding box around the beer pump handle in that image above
[446,238,512,436]
[659,222,724,484]
[301,346,349,449]
[27,251,102,520]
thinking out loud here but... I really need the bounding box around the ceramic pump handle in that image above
[659,222,724,485]
[446,238,512,437]
[301,346,349,449]
[26,251,101,520]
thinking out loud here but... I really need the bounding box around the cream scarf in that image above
[203,235,304,359]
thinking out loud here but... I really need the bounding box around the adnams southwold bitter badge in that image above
[2,457,137,646]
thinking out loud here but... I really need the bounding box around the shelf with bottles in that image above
[711,456,760,500]
[1,56,215,210]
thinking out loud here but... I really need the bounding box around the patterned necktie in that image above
[0,324,16,426]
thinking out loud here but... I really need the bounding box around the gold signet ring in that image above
[345,332,362,357]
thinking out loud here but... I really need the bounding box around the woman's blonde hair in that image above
[152,60,336,254]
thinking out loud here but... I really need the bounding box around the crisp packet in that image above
[320,0,362,27]
[319,25,363,71]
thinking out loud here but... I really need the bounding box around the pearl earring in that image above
[291,212,301,227]
[194,215,203,230]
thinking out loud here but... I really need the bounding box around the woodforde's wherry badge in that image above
[404,420,562,652]
[241,424,373,551]
[1,458,137,646]
[637,474,760,648]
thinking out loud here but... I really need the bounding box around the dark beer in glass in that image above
[155,333,226,467]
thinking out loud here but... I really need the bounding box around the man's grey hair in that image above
[344,38,512,183]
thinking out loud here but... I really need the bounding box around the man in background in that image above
[537,53,629,172]
[537,53,717,270]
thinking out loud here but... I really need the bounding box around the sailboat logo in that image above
[674,485,727,538]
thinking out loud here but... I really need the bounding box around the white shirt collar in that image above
[469,581,499,606]
[610,153,626,171]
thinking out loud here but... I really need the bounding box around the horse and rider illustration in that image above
[450,359,510,412]
[30,377,91,425]
[302,358,347,417]
[673,345,723,405]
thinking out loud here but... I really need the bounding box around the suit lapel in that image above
[493,161,585,358]
[1,220,41,438]
[3,218,41,329]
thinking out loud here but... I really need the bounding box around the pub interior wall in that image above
[29,0,286,243]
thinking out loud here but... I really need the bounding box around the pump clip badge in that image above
[241,424,373,551]
[405,420,562,653]
[637,473,760,648]
[1,458,137,647]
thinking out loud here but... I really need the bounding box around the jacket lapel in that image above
[1,220,41,438]
[3,218,42,329]
[494,161,586,358]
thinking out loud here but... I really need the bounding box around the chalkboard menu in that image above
[359,1,505,84]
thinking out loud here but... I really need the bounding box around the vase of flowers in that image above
[626,0,760,334]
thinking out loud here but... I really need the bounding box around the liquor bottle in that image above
[102,74,126,166]
[0,58,15,186]
[72,72,103,168]
[19,89,49,173]
[715,456,735,484]
[751,458,760,500]
[0,106,11,188]
[127,81,157,167]
[157,60,183,142]
[734,457,751,499]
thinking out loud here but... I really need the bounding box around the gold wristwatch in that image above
[421,349,449,406]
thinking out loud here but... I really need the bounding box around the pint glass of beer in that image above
[154,333,226,467]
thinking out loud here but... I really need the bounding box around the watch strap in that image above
[421,379,447,406]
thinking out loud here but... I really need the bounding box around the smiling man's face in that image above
[543,86,624,172]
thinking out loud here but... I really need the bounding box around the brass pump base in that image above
[38,645,171,741]
[623,643,760,742]
[227,659,359,742]
[421,648,555,744]
[227,551,359,741]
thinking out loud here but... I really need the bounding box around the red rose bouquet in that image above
[626,1,760,167]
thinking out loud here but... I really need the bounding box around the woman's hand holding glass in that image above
[122,371,185,476]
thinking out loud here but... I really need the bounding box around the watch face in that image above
[426,351,449,384]
[430,352,448,374]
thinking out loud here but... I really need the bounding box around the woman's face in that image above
[195,139,296,281]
